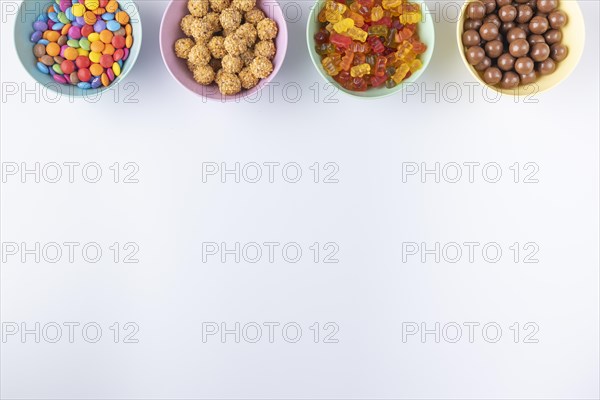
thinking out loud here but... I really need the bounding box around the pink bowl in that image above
[160,0,288,102]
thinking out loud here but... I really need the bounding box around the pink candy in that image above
[53,74,67,84]
[68,26,81,39]
[106,68,115,81]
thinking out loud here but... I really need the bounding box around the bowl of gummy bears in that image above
[307,0,434,98]
[15,0,142,96]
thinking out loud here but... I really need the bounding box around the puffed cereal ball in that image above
[180,14,198,36]
[208,36,227,58]
[245,8,265,25]
[249,55,273,78]
[221,54,243,73]
[240,49,255,66]
[191,18,213,43]
[209,0,230,12]
[254,40,275,59]
[219,7,242,31]
[223,28,237,37]
[218,72,242,95]
[188,43,211,65]
[188,0,209,17]
[223,34,248,55]
[257,18,277,40]
[193,64,216,85]
[187,60,198,72]
[203,12,222,32]
[175,38,195,59]
[232,0,255,12]
[236,23,257,46]
[215,68,225,84]
[238,67,259,89]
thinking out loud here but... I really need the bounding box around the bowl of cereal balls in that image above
[160,0,287,101]
[15,0,142,95]
[457,0,584,94]
[306,0,435,98]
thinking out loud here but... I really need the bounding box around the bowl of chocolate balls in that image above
[457,0,584,95]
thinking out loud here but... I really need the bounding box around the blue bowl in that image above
[14,0,142,97]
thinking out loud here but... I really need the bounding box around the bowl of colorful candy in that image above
[15,0,142,96]
[307,0,434,98]
[457,0,584,95]
[160,0,288,101]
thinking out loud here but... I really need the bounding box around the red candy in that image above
[60,59,75,74]
[111,35,125,49]
[75,55,91,69]
[81,24,94,37]
[100,54,114,68]
[113,48,124,61]
[77,67,91,82]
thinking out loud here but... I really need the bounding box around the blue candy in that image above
[78,82,92,89]
[65,7,74,20]
[51,22,64,30]
[33,20,48,31]
[37,39,50,45]
[37,13,49,22]
[30,30,43,42]
[117,59,123,68]
[48,12,59,22]
[106,20,121,32]
[49,68,56,76]
[102,12,114,20]
[94,20,106,32]
[36,62,50,74]
[91,77,102,88]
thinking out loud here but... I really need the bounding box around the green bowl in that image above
[306,0,435,99]
[14,0,142,97]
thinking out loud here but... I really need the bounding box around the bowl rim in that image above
[305,0,435,99]
[456,0,585,96]
[159,0,288,102]
[13,0,143,98]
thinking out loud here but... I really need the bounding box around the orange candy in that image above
[61,23,71,35]
[101,72,110,87]
[90,63,104,76]
[125,23,132,35]
[99,30,113,44]
[102,43,115,55]
[84,11,96,25]
[63,47,79,61]
[115,11,129,24]
[45,42,60,57]
[45,30,60,42]
[90,40,105,52]
[125,35,133,48]
[105,0,118,12]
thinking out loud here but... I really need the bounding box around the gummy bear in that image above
[408,58,422,73]
[371,5,384,21]
[397,40,413,58]
[370,74,387,87]
[357,0,374,8]
[347,26,368,42]
[325,10,343,23]
[329,32,353,49]
[385,27,398,47]
[340,50,355,70]
[314,30,330,45]
[333,18,355,33]
[367,36,385,54]
[350,63,371,77]
[399,11,421,25]
[316,42,336,55]
[322,56,340,76]
[368,24,388,37]
[391,62,409,83]
[382,0,402,10]
[349,41,370,53]
[374,55,387,76]
[325,0,347,14]
[365,53,376,67]
[352,52,366,65]
[385,78,396,88]
[352,77,368,91]
[346,11,365,27]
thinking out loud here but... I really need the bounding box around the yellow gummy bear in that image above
[382,0,402,10]
[350,63,371,77]
[392,63,410,83]
[322,56,340,76]
[325,0,347,15]
[400,11,421,24]
[409,59,422,73]
[371,6,384,21]
[333,18,355,33]
[346,26,368,42]
[325,10,343,23]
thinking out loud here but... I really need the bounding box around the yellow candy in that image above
[347,26,368,42]
[89,51,102,63]
[112,62,121,76]
[350,63,370,77]
[392,63,410,83]
[382,0,402,9]
[72,3,85,17]
[325,0,347,14]
[409,58,422,73]
[325,10,342,23]
[371,6,384,21]
[88,32,100,42]
[106,0,118,12]
[333,18,354,33]
[77,48,89,56]
[85,0,99,11]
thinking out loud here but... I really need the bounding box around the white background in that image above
[1,0,599,398]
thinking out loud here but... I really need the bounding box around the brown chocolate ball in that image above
[464,18,484,31]
[466,46,486,65]
[537,57,556,74]
[536,0,557,13]
[483,66,503,84]
[496,0,511,7]
[520,70,537,84]
[475,56,492,71]
[467,1,487,19]
[507,27,527,42]
[484,14,502,27]
[516,5,534,23]
[463,30,481,46]
[528,34,545,46]
[509,38,530,57]
[497,53,516,70]
[548,10,567,28]
[550,43,568,61]
[500,71,520,88]
[485,40,504,58]
[544,29,562,45]
[515,56,534,74]
[529,16,549,34]
[501,21,516,34]
[480,22,499,40]
[483,0,497,14]
[530,42,550,61]
[517,23,530,34]
[499,5,517,22]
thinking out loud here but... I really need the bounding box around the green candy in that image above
[79,38,90,51]
[52,63,63,74]
[67,39,80,48]
[57,12,70,24]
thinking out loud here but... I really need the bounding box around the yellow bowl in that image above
[456,0,585,95]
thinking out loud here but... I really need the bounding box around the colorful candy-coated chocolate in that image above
[106,20,121,31]
[91,76,102,88]
[36,62,50,74]
[31,30,43,42]
[77,82,92,89]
